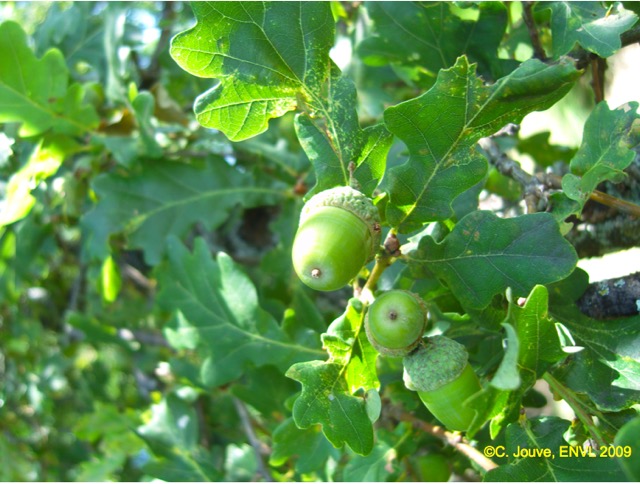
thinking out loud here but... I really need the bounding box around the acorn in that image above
[403,335,482,432]
[365,290,427,357]
[292,186,381,291]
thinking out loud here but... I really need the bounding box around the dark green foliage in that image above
[1,2,639,481]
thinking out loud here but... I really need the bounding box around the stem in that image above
[541,172,640,218]
[361,254,394,304]
[543,373,608,448]
[232,397,273,482]
[397,411,498,473]
[588,189,640,218]
[522,2,546,60]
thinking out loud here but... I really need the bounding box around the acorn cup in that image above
[292,186,381,291]
[364,290,427,357]
[403,335,482,432]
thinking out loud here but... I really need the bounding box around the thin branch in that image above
[522,2,547,60]
[479,137,543,214]
[396,410,498,473]
[577,271,640,319]
[590,57,607,104]
[232,397,273,482]
[587,189,640,218]
[540,173,640,218]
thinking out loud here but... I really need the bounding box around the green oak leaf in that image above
[270,418,337,475]
[343,441,397,482]
[286,360,374,456]
[383,56,579,232]
[540,2,638,58]
[562,101,640,207]
[286,300,378,455]
[511,285,566,375]
[0,20,98,137]
[81,157,284,265]
[358,2,515,83]
[170,2,332,139]
[491,323,521,391]
[407,211,578,310]
[137,394,221,482]
[614,416,640,481]
[551,304,640,411]
[171,2,389,196]
[485,417,627,482]
[156,237,323,388]
[467,286,565,438]
[322,300,380,393]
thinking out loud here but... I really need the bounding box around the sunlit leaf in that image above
[408,211,577,309]
[383,56,579,232]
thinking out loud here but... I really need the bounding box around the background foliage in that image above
[1,1,639,482]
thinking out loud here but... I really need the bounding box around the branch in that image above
[479,137,544,214]
[577,271,640,319]
[232,397,273,482]
[395,410,498,473]
[522,2,547,60]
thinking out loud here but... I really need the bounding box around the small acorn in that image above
[403,335,482,432]
[292,186,381,291]
[365,290,427,357]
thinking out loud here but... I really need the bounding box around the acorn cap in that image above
[300,186,381,261]
[403,336,469,393]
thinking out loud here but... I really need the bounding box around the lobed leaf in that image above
[286,361,374,456]
[0,21,98,137]
[170,2,332,141]
[286,300,378,455]
[358,2,514,83]
[81,157,284,265]
[562,101,640,207]
[485,417,627,481]
[171,2,390,196]
[156,237,323,388]
[540,2,638,58]
[408,211,578,310]
[383,56,580,232]
[551,304,640,412]
[468,286,566,438]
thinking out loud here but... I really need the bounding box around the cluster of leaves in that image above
[0,1,639,482]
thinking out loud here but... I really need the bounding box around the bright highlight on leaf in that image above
[540,1,638,58]
[170,2,333,141]
[0,21,98,137]
[170,2,391,196]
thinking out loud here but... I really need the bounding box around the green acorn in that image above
[292,186,381,291]
[403,335,482,432]
[365,290,427,357]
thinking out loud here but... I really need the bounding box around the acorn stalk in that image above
[403,336,482,432]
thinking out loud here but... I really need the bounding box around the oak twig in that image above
[522,2,547,60]
[232,397,273,482]
[577,272,640,319]
[397,410,498,473]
